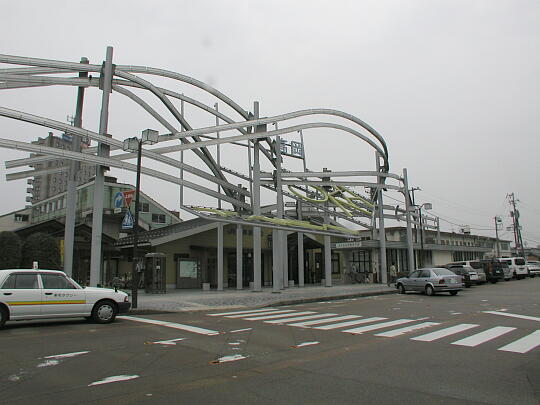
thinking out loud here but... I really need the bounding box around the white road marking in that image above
[451,326,516,347]
[118,316,219,335]
[43,351,90,359]
[208,308,279,316]
[225,310,296,318]
[411,324,479,342]
[292,341,320,348]
[37,360,60,368]
[375,322,441,337]
[264,313,338,324]
[212,354,248,363]
[88,375,139,386]
[482,311,540,322]
[242,311,315,321]
[314,317,387,330]
[343,319,416,334]
[229,328,253,333]
[498,330,540,353]
[153,338,186,346]
[288,315,362,327]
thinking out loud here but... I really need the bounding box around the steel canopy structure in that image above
[0,47,427,291]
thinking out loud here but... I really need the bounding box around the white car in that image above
[498,257,528,280]
[0,269,130,328]
[526,261,540,277]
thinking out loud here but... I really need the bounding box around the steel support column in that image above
[90,46,114,287]
[252,102,262,292]
[236,224,243,290]
[217,222,224,291]
[377,152,387,284]
[403,168,415,273]
[64,57,88,277]
[272,229,281,293]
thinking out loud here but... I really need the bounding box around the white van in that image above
[498,257,528,279]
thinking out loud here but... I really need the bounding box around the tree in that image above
[21,232,61,270]
[0,231,22,269]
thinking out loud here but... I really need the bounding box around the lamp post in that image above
[123,129,159,308]
[418,202,432,268]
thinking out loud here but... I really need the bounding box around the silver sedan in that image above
[396,268,463,296]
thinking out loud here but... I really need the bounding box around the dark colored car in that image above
[480,260,506,283]
[446,265,472,288]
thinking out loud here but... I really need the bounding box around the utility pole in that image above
[494,216,501,257]
[508,193,525,258]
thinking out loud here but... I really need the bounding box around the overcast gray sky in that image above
[1,0,539,246]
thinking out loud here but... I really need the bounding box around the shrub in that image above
[0,231,22,269]
[21,232,61,269]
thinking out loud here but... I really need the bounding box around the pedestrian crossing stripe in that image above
[208,308,540,354]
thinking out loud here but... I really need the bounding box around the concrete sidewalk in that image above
[131,283,397,313]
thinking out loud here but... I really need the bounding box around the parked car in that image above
[498,257,528,280]
[446,265,472,288]
[445,261,482,284]
[526,261,540,277]
[0,269,131,328]
[479,259,505,283]
[396,268,462,296]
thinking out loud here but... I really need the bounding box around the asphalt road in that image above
[1,278,539,405]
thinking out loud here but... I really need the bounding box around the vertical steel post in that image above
[298,232,304,287]
[376,152,387,284]
[436,217,441,245]
[324,233,332,287]
[215,103,221,209]
[419,206,424,268]
[131,139,143,308]
[272,229,281,293]
[236,224,243,290]
[90,46,114,287]
[402,168,415,273]
[252,102,262,291]
[180,97,184,207]
[217,223,224,290]
[274,130,286,289]
[64,57,88,277]
[297,130,307,288]
[494,216,501,257]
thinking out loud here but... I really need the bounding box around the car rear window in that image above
[433,269,455,276]
[515,259,526,265]
[470,261,482,269]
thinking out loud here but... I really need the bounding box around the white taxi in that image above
[0,269,130,328]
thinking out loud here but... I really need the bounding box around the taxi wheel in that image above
[0,306,7,328]
[92,300,117,324]
[397,283,406,294]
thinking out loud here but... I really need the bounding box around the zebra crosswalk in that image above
[208,308,540,354]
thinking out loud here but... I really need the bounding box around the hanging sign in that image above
[113,192,124,214]
[121,210,134,229]
[122,190,135,208]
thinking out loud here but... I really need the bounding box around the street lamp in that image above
[123,129,159,308]
[418,202,432,268]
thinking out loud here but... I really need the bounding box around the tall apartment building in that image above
[27,132,95,204]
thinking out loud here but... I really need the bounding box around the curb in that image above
[267,288,397,307]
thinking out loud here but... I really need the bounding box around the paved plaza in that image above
[132,283,396,313]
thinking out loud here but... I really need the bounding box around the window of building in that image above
[331,253,340,274]
[14,214,29,222]
[152,213,166,223]
[138,202,150,212]
[351,250,371,274]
